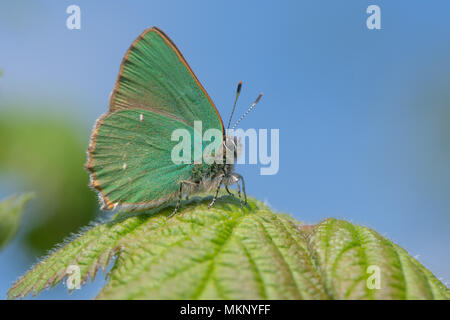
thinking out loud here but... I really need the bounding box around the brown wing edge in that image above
[108,26,225,135]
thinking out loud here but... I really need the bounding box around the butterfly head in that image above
[223,134,241,162]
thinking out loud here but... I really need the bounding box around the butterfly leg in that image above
[168,181,185,218]
[234,173,247,205]
[208,174,225,209]
[235,179,244,208]
[225,185,235,197]
[169,180,197,218]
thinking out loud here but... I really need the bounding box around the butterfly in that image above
[86,27,262,217]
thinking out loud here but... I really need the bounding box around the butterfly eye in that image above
[233,136,240,158]
[223,135,237,157]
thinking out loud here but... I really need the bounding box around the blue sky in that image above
[1,1,450,298]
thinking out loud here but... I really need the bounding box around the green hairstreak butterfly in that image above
[86,27,262,216]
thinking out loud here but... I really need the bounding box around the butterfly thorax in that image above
[187,135,240,192]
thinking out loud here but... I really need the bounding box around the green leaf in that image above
[0,193,34,250]
[7,195,449,300]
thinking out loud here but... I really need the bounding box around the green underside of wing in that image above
[111,28,223,133]
[89,28,225,207]
[90,109,196,205]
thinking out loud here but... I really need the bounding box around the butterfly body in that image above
[86,27,247,215]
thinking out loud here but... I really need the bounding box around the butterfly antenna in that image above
[227,81,242,129]
[231,93,263,130]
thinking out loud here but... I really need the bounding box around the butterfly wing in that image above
[109,27,223,133]
[88,109,200,209]
[87,27,223,209]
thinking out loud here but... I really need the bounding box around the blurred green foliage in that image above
[0,193,34,250]
[0,109,97,253]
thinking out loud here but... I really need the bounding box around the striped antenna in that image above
[231,93,263,130]
[227,81,242,129]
